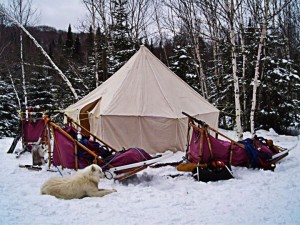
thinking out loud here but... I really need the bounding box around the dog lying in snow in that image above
[41,164,116,199]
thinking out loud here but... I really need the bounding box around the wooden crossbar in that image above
[64,114,117,153]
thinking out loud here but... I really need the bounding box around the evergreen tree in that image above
[65,24,73,58]
[84,26,106,90]
[169,44,197,86]
[72,35,82,63]
[256,30,300,133]
[109,0,136,73]
[211,34,236,130]
[0,74,19,138]
[84,25,96,90]
[86,26,94,57]
[27,71,55,110]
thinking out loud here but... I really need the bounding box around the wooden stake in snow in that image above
[0,7,79,100]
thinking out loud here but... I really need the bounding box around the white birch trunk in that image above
[250,23,267,136]
[193,39,208,99]
[67,61,89,90]
[250,0,269,136]
[241,34,247,127]
[226,0,243,139]
[187,2,208,99]
[19,4,28,111]
[92,1,99,87]
[20,29,28,113]
[7,67,21,109]
[18,0,28,119]
[238,4,247,129]
[154,5,169,67]
[1,9,79,100]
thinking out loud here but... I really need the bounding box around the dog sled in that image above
[177,112,289,182]
[49,115,171,181]
[8,109,51,166]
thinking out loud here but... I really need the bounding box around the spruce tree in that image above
[65,24,73,58]
[72,35,81,62]
[256,30,300,133]
[0,74,19,137]
[169,44,197,87]
[109,0,136,73]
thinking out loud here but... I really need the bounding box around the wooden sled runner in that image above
[177,112,289,182]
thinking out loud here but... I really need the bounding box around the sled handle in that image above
[182,112,206,126]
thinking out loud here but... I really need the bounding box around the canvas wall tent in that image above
[64,45,219,154]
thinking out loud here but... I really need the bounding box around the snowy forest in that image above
[0,0,299,138]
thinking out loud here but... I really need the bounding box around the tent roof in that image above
[65,45,219,118]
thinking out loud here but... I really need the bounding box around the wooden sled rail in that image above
[183,112,245,149]
[64,114,117,153]
[182,112,206,126]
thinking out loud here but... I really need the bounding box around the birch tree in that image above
[249,0,268,136]
[82,0,100,87]
[224,0,243,139]
[6,0,37,111]
[0,5,79,100]
[127,0,152,43]
[163,0,209,99]
[249,0,293,135]
[236,1,249,130]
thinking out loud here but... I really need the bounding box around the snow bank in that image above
[0,130,299,225]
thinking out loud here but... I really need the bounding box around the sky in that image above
[1,0,85,32]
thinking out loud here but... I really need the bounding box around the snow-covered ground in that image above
[0,129,299,225]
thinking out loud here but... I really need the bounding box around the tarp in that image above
[188,127,249,167]
[65,45,219,154]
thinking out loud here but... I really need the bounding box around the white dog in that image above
[41,164,116,199]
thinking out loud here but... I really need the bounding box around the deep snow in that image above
[0,129,299,225]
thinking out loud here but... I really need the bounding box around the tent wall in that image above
[89,113,219,154]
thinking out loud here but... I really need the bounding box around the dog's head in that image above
[91,164,105,179]
[83,164,105,182]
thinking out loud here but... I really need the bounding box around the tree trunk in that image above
[7,66,21,109]
[250,23,267,136]
[226,0,243,139]
[20,29,28,111]
[250,0,269,136]
[102,48,108,81]
[1,10,79,100]
[238,4,248,130]
[18,0,28,113]
[92,1,99,87]
[154,4,169,67]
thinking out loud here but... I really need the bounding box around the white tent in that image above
[65,46,219,154]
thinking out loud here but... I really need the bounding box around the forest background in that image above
[0,0,299,138]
